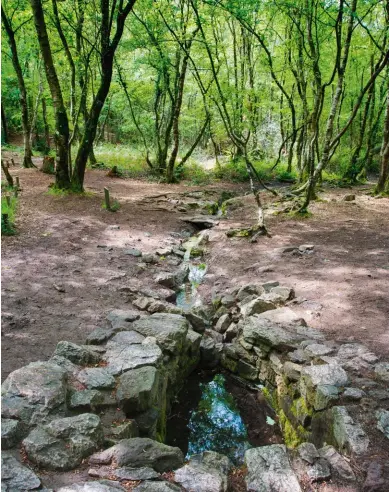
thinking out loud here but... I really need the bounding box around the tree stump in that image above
[41,156,55,174]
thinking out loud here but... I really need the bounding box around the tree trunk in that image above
[1,104,9,144]
[41,97,51,152]
[1,7,34,168]
[376,90,389,194]
[29,0,70,188]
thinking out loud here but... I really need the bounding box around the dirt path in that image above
[2,153,389,380]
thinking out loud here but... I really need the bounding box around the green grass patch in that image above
[1,190,17,235]
[102,199,120,212]
[93,144,151,178]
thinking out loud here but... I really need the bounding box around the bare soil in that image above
[2,151,389,382]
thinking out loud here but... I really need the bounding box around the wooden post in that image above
[2,213,9,227]
[15,176,20,190]
[13,188,18,198]
[5,195,11,207]
[104,187,111,210]
[11,158,15,167]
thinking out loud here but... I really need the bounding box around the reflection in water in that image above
[176,263,207,311]
[187,374,250,464]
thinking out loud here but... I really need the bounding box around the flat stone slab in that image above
[1,361,67,426]
[77,367,116,389]
[318,445,355,481]
[104,343,162,376]
[58,481,126,491]
[240,298,276,318]
[107,331,145,346]
[132,313,189,353]
[116,366,159,414]
[54,341,101,365]
[133,482,181,491]
[89,465,159,481]
[332,406,369,456]
[376,409,389,439]
[244,445,302,492]
[89,438,184,473]
[175,451,231,492]
[242,317,305,351]
[301,364,348,389]
[23,413,104,471]
[1,452,41,490]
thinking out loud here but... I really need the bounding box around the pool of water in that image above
[166,370,283,465]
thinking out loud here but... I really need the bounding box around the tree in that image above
[2,4,35,167]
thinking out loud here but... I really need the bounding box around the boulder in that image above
[108,421,139,440]
[318,445,355,481]
[185,311,208,333]
[214,314,231,334]
[107,310,140,330]
[301,364,348,390]
[88,466,159,481]
[155,266,189,290]
[342,387,366,402]
[1,452,41,491]
[332,406,369,456]
[236,284,265,301]
[124,248,142,257]
[200,337,223,367]
[107,331,145,346]
[314,385,339,411]
[53,341,101,365]
[304,344,334,357]
[116,366,159,414]
[132,313,189,354]
[175,451,232,492]
[77,367,116,390]
[180,215,219,229]
[89,438,184,472]
[133,482,181,492]
[57,481,125,491]
[1,361,67,426]
[297,442,320,464]
[270,286,295,302]
[23,413,104,471]
[69,390,104,410]
[240,298,276,318]
[242,317,304,351]
[1,418,26,449]
[374,362,389,382]
[104,343,162,376]
[86,327,117,345]
[376,409,389,439]
[244,445,302,492]
[306,458,331,482]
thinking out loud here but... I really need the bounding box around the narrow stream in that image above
[166,370,283,465]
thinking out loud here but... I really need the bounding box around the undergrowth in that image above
[1,186,17,235]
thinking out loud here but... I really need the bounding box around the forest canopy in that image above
[2,0,389,211]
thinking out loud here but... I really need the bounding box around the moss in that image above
[279,410,303,448]
[221,356,238,373]
[191,247,204,257]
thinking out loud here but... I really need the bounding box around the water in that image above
[186,374,250,464]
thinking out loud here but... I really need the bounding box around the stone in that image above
[89,438,183,472]
[124,248,142,256]
[1,418,26,449]
[143,254,157,263]
[132,313,189,354]
[107,309,140,326]
[135,408,160,437]
[237,360,258,380]
[374,362,389,382]
[185,311,208,333]
[77,367,116,390]
[185,329,202,354]
[155,266,188,289]
[270,286,295,302]
[70,390,104,410]
[133,297,152,310]
[104,343,162,376]
[288,349,309,364]
[23,413,104,470]
[343,387,366,402]
[200,337,222,367]
[1,361,67,426]
[53,341,101,365]
[1,452,41,490]
[236,284,265,301]
[301,364,348,390]
[214,314,231,334]
[318,445,355,481]
[242,317,304,350]
[221,294,235,308]
[57,481,125,491]
[133,482,181,492]
[223,323,238,343]
[109,421,139,440]
[49,355,80,375]
[342,194,356,201]
[376,409,389,439]
[116,366,159,414]
[337,343,378,365]
[297,442,319,464]
[245,445,302,492]
[175,451,231,492]
[88,465,159,481]
[314,385,340,411]
[304,344,334,357]
[298,244,314,253]
[108,330,145,346]
[86,327,117,345]
[240,297,276,318]
[283,361,302,382]
[180,215,219,228]
[362,461,386,492]
[261,281,280,292]
[306,458,331,482]
[332,406,369,455]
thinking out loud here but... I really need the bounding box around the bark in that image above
[1,160,14,187]
[1,104,8,143]
[30,0,70,188]
[71,0,137,192]
[41,97,51,152]
[376,90,389,194]
[2,7,34,168]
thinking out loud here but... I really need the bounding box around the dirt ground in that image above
[1,151,389,382]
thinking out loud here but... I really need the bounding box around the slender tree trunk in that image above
[41,97,51,152]
[30,0,70,188]
[1,104,8,144]
[2,7,34,168]
[376,90,389,194]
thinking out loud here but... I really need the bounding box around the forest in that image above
[1,2,389,491]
